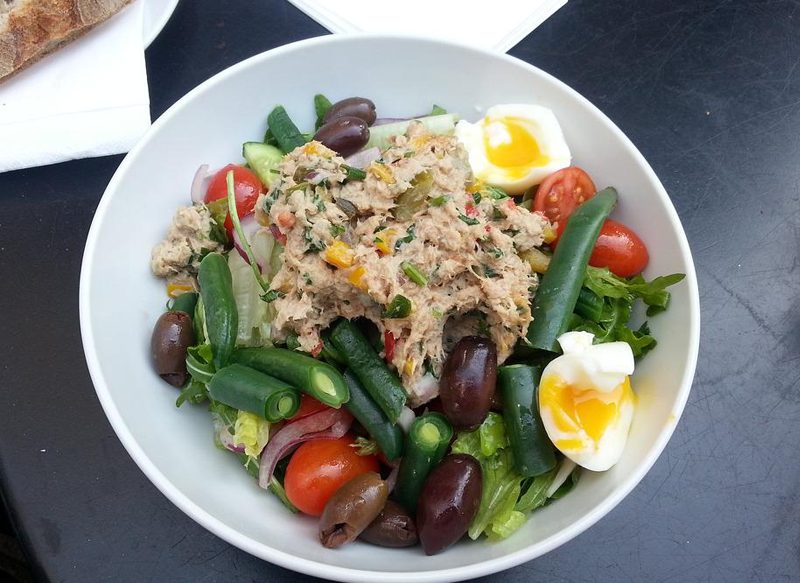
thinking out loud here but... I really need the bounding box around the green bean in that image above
[329,319,407,421]
[498,364,556,477]
[524,188,618,353]
[198,253,238,369]
[208,364,300,421]
[343,370,404,461]
[230,347,349,408]
[394,413,453,512]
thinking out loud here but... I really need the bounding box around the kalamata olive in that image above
[323,97,377,126]
[313,116,370,157]
[319,472,388,548]
[151,311,194,387]
[360,500,418,548]
[439,336,497,430]
[416,454,482,555]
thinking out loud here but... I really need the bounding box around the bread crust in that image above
[0,0,133,83]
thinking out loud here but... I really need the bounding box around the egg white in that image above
[454,104,571,194]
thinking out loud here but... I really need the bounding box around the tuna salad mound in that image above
[261,123,548,403]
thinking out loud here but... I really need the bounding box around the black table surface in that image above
[2,1,798,581]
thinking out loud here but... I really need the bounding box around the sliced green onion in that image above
[342,164,367,180]
[384,294,413,318]
[401,261,428,286]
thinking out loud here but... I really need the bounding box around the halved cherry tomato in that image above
[589,219,649,277]
[284,435,380,516]
[204,164,263,231]
[534,167,596,235]
[289,395,330,422]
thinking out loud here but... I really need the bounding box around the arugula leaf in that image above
[314,93,332,130]
[176,379,208,407]
[584,266,684,308]
[574,266,684,358]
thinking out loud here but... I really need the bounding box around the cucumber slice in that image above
[242,142,283,188]
[365,113,459,150]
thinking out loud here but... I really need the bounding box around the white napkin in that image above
[0,1,150,173]
[287,0,567,52]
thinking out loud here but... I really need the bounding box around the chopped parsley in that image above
[430,196,448,206]
[459,213,480,226]
[303,227,325,253]
[394,224,417,250]
[261,289,285,303]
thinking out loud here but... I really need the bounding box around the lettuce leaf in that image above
[232,410,270,459]
[228,251,273,347]
[451,413,527,540]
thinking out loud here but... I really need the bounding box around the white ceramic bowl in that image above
[80,35,700,582]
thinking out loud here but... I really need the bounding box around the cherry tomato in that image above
[534,167,597,234]
[589,219,649,277]
[204,164,263,231]
[284,435,380,516]
[289,395,330,422]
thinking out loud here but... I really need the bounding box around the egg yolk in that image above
[483,117,549,175]
[541,375,632,448]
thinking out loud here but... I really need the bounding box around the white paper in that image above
[287,0,567,53]
[0,1,150,172]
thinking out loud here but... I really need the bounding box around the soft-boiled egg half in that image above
[538,332,635,471]
[454,104,571,194]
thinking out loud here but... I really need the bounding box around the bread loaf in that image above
[0,0,132,83]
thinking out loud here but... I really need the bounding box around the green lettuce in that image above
[451,414,584,540]
[232,410,270,459]
[451,413,529,540]
[228,250,273,347]
[570,266,685,358]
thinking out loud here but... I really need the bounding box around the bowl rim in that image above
[79,32,700,583]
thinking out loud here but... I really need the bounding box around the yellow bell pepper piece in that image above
[369,162,395,184]
[542,222,557,244]
[348,266,368,290]
[167,283,194,298]
[323,240,355,269]
[374,228,397,255]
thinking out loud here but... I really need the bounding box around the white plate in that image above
[143,0,180,47]
[80,34,700,583]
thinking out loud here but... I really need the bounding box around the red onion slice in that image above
[344,147,381,169]
[258,408,353,489]
[217,426,245,454]
[190,164,213,204]
[231,214,262,267]
[385,460,401,493]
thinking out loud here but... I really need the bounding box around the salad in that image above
[149,94,684,555]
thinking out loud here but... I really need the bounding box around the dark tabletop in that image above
[1,0,799,581]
